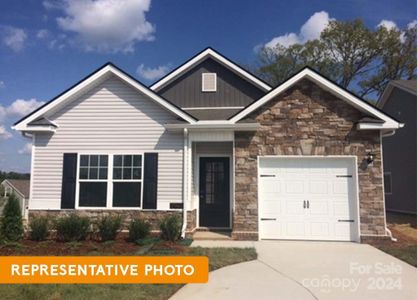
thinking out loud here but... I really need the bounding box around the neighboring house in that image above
[1,179,30,218]
[377,80,417,215]
[12,48,402,241]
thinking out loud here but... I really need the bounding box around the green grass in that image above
[378,245,417,267]
[0,247,257,300]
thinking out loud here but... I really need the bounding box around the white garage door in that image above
[259,157,359,241]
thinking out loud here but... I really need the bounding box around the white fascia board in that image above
[165,122,260,131]
[230,68,401,129]
[357,122,404,130]
[150,48,272,92]
[16,126,57,133]
[13,65,196,131]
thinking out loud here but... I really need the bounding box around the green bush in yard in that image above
[0,193,24,242]
[55,214,90,242]
[128,219,151,242]
[96,215,123,242]
[160,215,181,242]
[29,216,50,241]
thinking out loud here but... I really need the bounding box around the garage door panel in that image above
[259,157,359,242]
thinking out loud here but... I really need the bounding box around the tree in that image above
[0,193,24,242]
[255,19,417,100]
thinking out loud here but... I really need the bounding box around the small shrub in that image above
[0,194,24,242]
[159,215,181,242]
[55,214,90,242]
[128,219,150,242]
[29,216,50,241]
[96,215,122,242]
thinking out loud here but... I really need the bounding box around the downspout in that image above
[181,128,188,238]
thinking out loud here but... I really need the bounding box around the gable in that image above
[13,63,196,132]
[230,67,401,130]
[158,58,266,114]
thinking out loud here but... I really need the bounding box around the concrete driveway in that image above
[170,241,417,300]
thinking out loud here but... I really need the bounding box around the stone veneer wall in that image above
[233,79,386,240]
[29,209,197,233]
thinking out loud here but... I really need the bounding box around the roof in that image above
[13,62,197,131]
[229,67,402,130]
[377,80,417,108]
[1,179,30,198]
[150,47,272,92]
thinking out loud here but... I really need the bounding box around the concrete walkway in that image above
[171,240,417,300]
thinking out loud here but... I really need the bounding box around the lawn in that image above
[369,212,417,267]
[0,238,257,300]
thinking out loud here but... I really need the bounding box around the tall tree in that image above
[255,19,417,100]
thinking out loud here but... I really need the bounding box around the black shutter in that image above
[143,153,158,209]
[60,153,77,209]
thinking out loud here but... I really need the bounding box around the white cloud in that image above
[0,126,12,141]
[1,26,27,52]
[0,99,45,120]
[36,29,50,39]
[0,81,5,89]
[265,11,334,49]
[136,64,170,81]
[18,143,32,154]
[377,20,398,30]
[52,0,155,53]
[408,20,417,29]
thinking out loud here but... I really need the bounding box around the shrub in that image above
[160,215,181,242]
[29,216,50,241]
[0,193,24,242]
[128,219,150,242]
[96,215,122,242]
[55,214,90,242]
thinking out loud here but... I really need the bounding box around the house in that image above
[1,179,30,218]
[377,80,417,215]
[12,48,403,241]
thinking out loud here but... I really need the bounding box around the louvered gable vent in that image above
[202,73,217,92]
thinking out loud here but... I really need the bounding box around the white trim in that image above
[1,180,27,199]
[201,73,217,92]
[196,154,233,229]
[13,64,196,132]
[75,153,144,210]
[150,48,272,92]
[357,123,403,130]
[257,155,361,242]
[230,68,401,130]
[182,106,244,110]
[165,122,259,131]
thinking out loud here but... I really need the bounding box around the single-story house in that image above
[12,48,403,241]
[1,179,30,218]
[377,80,417,215]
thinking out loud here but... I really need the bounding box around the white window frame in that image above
[202,73,217,92]
[75,152,144,210]
[384,172,392,195]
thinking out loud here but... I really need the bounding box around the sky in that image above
[0,0,416,172]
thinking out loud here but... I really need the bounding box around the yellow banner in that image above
[0,256,208,284]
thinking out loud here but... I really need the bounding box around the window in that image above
[112,155,142,207]
[202,73,217,92]
[77,154,143,208]
[384,172,392,194]
[78,155,108,207]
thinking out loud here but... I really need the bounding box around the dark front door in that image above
[199,157,230,227]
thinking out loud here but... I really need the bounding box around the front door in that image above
[199,157,230,227]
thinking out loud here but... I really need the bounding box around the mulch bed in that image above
[0,235,189,256]
[367,226,417,249]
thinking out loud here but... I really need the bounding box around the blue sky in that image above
[0,0,416,172]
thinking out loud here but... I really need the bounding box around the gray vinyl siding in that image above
[381,87,417,213]
[158,58,266,111]
[31,75,183,210]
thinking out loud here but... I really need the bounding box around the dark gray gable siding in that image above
[381,87,417,214]
[158,58,266,109]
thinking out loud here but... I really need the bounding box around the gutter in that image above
[181,128,188,238]
[165,122,260,131]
